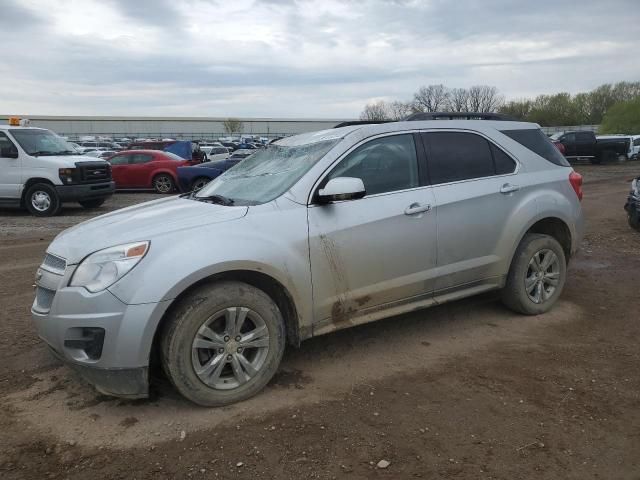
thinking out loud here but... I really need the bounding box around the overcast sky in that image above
[1,0,638,118]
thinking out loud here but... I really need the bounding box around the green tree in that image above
[599,97,640,134]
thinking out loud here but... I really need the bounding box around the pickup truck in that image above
[0,119,115,216]
[550,131,630,164]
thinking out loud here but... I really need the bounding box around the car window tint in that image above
[327,134,419,196]
[634,138,640,147]
[109,154,128,165]
[490,143,516,175]
[423,132,494,185]
[130,154,153,164]
[500,129,570,166]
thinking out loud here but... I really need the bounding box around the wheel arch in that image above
[510,216,573,270]
[21,177,56,206]
[149,269,302,371]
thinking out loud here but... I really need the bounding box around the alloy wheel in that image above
[191,307,270,390]
[154,176,173,193]
[525,248,560,304]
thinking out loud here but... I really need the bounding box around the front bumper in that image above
[32,281,171,399]
[55,181,115,202]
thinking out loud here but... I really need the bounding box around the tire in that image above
[161,281,286,407]
[501,233,567,315]
[191,177,211,191]
[617,154,627,163]
[152,174,175,194]
[628,211,640,232]
[24,183,61,217]
[78,198,106,209]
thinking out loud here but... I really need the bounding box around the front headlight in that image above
[69,241,149,293]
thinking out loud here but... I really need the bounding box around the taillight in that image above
[569,171,583,201]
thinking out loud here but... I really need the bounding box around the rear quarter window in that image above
[501,129,570,166]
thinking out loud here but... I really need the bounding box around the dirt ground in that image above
[1,164,639,479]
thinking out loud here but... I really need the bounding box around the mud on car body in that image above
[32,116,584,406]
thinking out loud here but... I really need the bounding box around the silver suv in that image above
[32,119,584,406]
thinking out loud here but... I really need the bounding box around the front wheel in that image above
[191,177,211,191]
[152,174,175,194]
[501,233,567,315]
[161,281,286,407]
[628,211,640,232]
[78,198,106,209]
[24,183,61,217]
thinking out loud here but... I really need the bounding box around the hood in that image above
[48,196,248,263]
[31,154,108,168]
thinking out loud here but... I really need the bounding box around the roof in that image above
[0,124,46,131]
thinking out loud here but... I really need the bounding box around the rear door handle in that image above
[500,183,520,194]
[404,203,432,215]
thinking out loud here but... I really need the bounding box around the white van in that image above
[0,119,115,216]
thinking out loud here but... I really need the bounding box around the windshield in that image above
[10,129,75,155]
[195,138,339,205]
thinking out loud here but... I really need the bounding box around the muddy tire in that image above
[161,281,286,407]
[628,211,640,232]
[501,233,567,315]
[24,183,61,217]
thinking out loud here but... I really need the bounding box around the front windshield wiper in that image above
[193,193,235,206]
[30,151,55,156]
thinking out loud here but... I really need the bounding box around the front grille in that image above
[77,161,111,183]
[35,286,56,312]
[43,253,66,272]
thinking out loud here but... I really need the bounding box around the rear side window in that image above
[130,154,153,164]
[490,144,516,175]
[501,129,570,166]
[423,132,495,184]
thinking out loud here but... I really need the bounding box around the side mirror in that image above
[0,147,18,159]
[317,177,366,203]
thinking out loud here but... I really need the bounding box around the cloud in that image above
[1,0,639,117]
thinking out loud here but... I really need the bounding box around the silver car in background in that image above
[32,118,584,406]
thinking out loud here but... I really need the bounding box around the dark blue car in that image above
[177,158,242,192]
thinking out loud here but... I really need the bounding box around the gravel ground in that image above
[0,163,639,479]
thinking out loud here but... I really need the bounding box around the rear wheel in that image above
[628,211,640,232]
[161,281,286,407]
[153,174,175,194]
[78,198,106,209]
[24,183,61,217]
[502,233,567,315]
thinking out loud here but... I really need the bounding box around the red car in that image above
[107,150,200,193]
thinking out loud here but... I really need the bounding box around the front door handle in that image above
[404,203,432,215]
[500,183,520,194]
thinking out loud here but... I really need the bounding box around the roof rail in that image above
[333,120,391,128]
[404,112,516,121]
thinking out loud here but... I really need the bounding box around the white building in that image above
[0,115,352,141]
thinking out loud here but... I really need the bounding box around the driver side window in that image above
[326,134,419,196]
[0,132,18,157]
[109,154,129,165]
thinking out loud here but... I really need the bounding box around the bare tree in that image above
[222,118,244,135]
[448,88,470,112]
[467,85,504,112]
[387,101,412,120]
[360,101,390,121]
[412,84,449,112]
